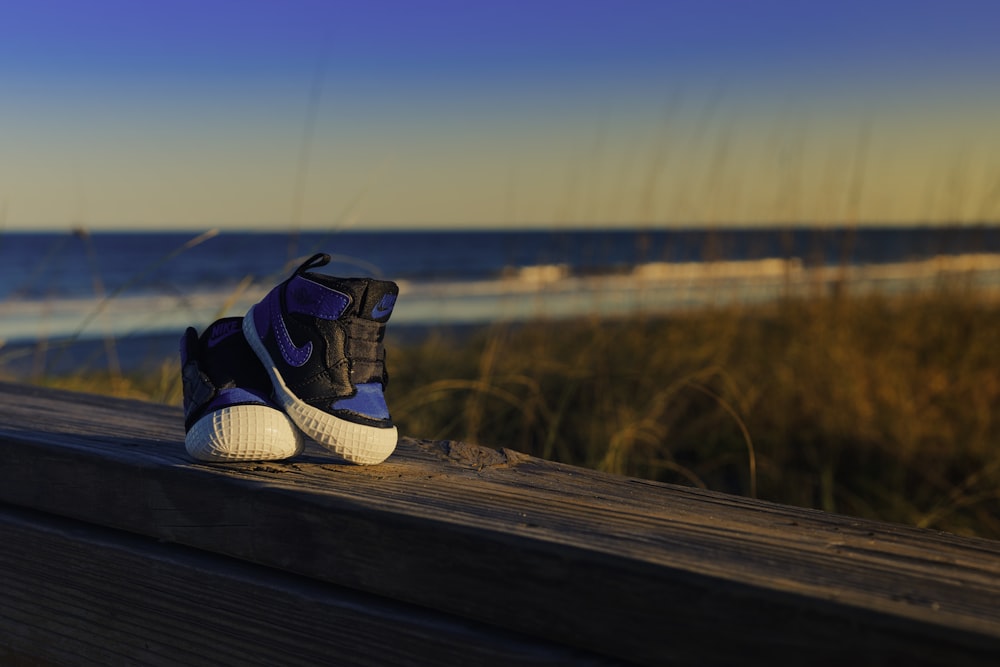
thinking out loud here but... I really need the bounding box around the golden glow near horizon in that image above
[2,2,999,231]
[6,102,997,231]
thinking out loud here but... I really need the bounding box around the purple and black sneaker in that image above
[181,317,303,462]
[242,253,399,464]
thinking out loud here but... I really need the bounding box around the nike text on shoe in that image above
[243,253,399,464]
[181,317,304,462]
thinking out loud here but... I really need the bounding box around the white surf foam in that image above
[3,254,999,343]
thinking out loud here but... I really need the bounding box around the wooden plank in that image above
[0,381,999,666]
[0,504,615,667]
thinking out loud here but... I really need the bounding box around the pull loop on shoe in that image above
[295,252,333,275]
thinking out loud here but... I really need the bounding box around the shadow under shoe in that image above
[181,317,303,462]
[243,253,399,465]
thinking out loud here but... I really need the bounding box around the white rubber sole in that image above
[185,404,304,462]
[243,307,398,465]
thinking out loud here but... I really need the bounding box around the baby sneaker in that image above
[181,317,303,462]
[243,253,399,465]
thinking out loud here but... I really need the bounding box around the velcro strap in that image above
[344,319,386,383]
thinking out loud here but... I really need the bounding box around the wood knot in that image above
[437,440,525,470]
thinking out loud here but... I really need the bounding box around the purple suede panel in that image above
[331,382,390,420]
[253,288,276,337]
[285,275,350,320]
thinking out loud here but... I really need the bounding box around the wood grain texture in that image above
[0,381,998,666]
[0,505,616,667]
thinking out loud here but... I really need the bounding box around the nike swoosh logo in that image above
[371,293,397,319]
[271,295,313,367]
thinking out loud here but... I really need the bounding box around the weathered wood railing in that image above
[1,381,998,666]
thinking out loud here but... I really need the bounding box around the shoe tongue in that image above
[355,280,399,322]
[197,318,264,391]
[202,318,244,351]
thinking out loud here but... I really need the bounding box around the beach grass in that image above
[387,284,1000,540]
[7,282,1000,541]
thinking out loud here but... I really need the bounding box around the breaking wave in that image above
[2,254,999,346]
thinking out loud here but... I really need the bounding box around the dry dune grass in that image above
[388,286,1000,540]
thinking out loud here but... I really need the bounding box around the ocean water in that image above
[1,226,999,373]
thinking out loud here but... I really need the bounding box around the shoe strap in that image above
[286,274,351,320]
[344,318,388,386]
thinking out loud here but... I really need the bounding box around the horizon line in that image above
[4,220,1000,234]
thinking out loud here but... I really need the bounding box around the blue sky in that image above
[2,0,999,230]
